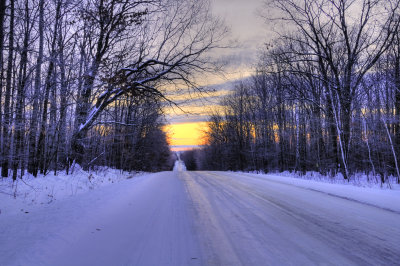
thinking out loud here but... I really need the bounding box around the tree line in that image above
[0,0,225,180]
[190,0,400,184]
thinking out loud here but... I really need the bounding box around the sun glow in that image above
[163,122,209,151]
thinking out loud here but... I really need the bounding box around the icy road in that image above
[1,167,400,265]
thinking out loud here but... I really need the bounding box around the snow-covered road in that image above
[1,169,400,265]
[182,171,400,265]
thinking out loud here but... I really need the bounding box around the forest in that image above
[0,0,225,180]
[2,0,400,184]
[185,0,400,184]
[2,1,400,264]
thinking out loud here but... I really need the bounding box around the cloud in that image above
[166,114,210,124]
[164,0,268,131]
[164,76,253,124]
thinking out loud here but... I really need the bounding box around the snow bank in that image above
[0,166,140,216]
[241,172,400,213]
[0,168,154,266]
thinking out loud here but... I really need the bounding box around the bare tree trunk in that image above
[37,6,60,174]
[328,87,350,180]
[71,0,108,167]
[37,63,55,174]
[46,73,58,173]
[382,118,400,184]
[1,0,14,178]
[363,117,377,182]
[0,0,7,156]
[295,102,300,171]
[27,0,44,177]
[57,0,68,171]
[12,0,30,180]
[340,84,352,179]
[72,61,100,167]
[394,35,400,176]
[276,71,285,172]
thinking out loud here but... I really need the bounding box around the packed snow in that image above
[1,164,399,265]
[173,159,187,172]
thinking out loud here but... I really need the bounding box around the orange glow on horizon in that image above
[164,122,209,150]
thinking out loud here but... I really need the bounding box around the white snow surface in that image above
[0,166,137,216]
[1,165,400,265]
[242,171,400,213]
[173,159,187,172]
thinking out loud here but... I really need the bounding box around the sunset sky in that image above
[165,0,267,151]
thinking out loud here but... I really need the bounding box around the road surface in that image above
[2,167,400,265]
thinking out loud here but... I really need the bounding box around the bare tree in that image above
[268,0,400,179]
[0,0,223,179]
[1,0,14,178]
[27,0,44,176]
[0,0,7,154]
[70,0,227,166]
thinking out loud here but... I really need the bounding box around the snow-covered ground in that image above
[241,171,400,213]
[173,159,187,172]
[1,165,399,265]
[1,169,199,266]
[0,166,138,216]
